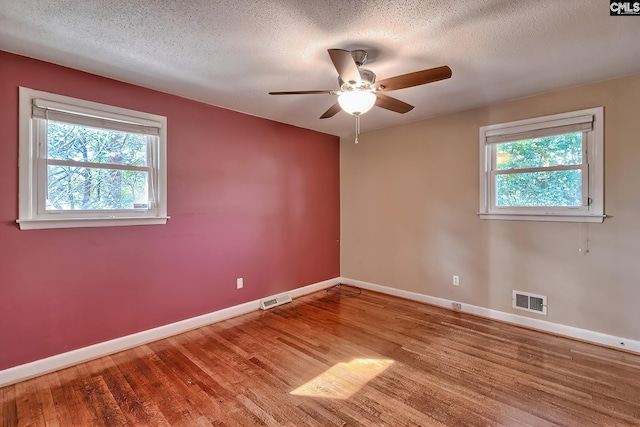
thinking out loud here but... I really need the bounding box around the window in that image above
[18,87,168,230]
[479,107,604,223]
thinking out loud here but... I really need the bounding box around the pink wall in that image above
[0,52,340,370]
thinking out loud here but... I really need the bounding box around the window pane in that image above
[496,132,582,170]
[47,120,148,167]
[496,169,582,207]
[46,166,149,210]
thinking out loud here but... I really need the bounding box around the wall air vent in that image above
[260,293,292,310]
[512,290,547,315]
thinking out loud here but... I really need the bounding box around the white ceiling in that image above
[2,0,639,137]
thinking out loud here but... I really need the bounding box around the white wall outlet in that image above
[453,275,460,286]
[237,277,243,289]
[452,302,462,310]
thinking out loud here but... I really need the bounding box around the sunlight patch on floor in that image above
[290,358,394,399]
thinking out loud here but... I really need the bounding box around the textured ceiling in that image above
[2,0,640,137]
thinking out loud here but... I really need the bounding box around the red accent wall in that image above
[0,51,340,370]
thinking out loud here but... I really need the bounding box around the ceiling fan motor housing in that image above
[339,68,377,91]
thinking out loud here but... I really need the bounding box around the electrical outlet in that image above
[237,278,243,289]
[452,302,462,310]
[453,275,460,286]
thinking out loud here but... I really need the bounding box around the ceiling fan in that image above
[269,48,452,141]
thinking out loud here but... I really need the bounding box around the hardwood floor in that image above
[2,288,640,426]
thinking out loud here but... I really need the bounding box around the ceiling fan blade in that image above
[269,90,334,95]
[320,102,342,119]
[374,94,414,114]
[328,49,361,85]
[375,66,452,92]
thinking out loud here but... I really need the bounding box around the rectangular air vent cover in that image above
[260,293,292,310]
[512,290,547,315]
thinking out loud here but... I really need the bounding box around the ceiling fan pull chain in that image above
[355,115,360,144]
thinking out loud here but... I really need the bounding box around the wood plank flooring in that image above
[2,288,640,426]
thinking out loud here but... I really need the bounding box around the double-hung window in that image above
[18,87,168,230]
[479,107,604,223]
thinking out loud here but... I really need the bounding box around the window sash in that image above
[489,131,587,174]
[34,119,158,216]
[38,163,154,214]
[487,127,590,209]
[489,164,589,209]
[38,117,156,170]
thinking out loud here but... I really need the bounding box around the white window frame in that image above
[17,87,169,230]
[478,107,604,223]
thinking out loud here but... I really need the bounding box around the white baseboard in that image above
[6,276,635,387]
[339,277,640,354]
[0,277,340,387]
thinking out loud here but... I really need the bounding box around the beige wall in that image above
[341,73,640,341]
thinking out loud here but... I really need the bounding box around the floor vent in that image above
[512,290,547,315]
[260,293,292,310]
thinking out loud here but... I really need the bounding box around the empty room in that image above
[1,1,640,425]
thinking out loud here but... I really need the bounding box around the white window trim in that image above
[17,87,169,230]
[478,107,604,223]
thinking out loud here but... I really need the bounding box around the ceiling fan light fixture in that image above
[268,48,451,122]
[337,91,376,116]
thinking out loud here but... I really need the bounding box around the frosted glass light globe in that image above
[338,91,376,116]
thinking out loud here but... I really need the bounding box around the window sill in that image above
[17,216,170,230]
[477,213,605,223]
